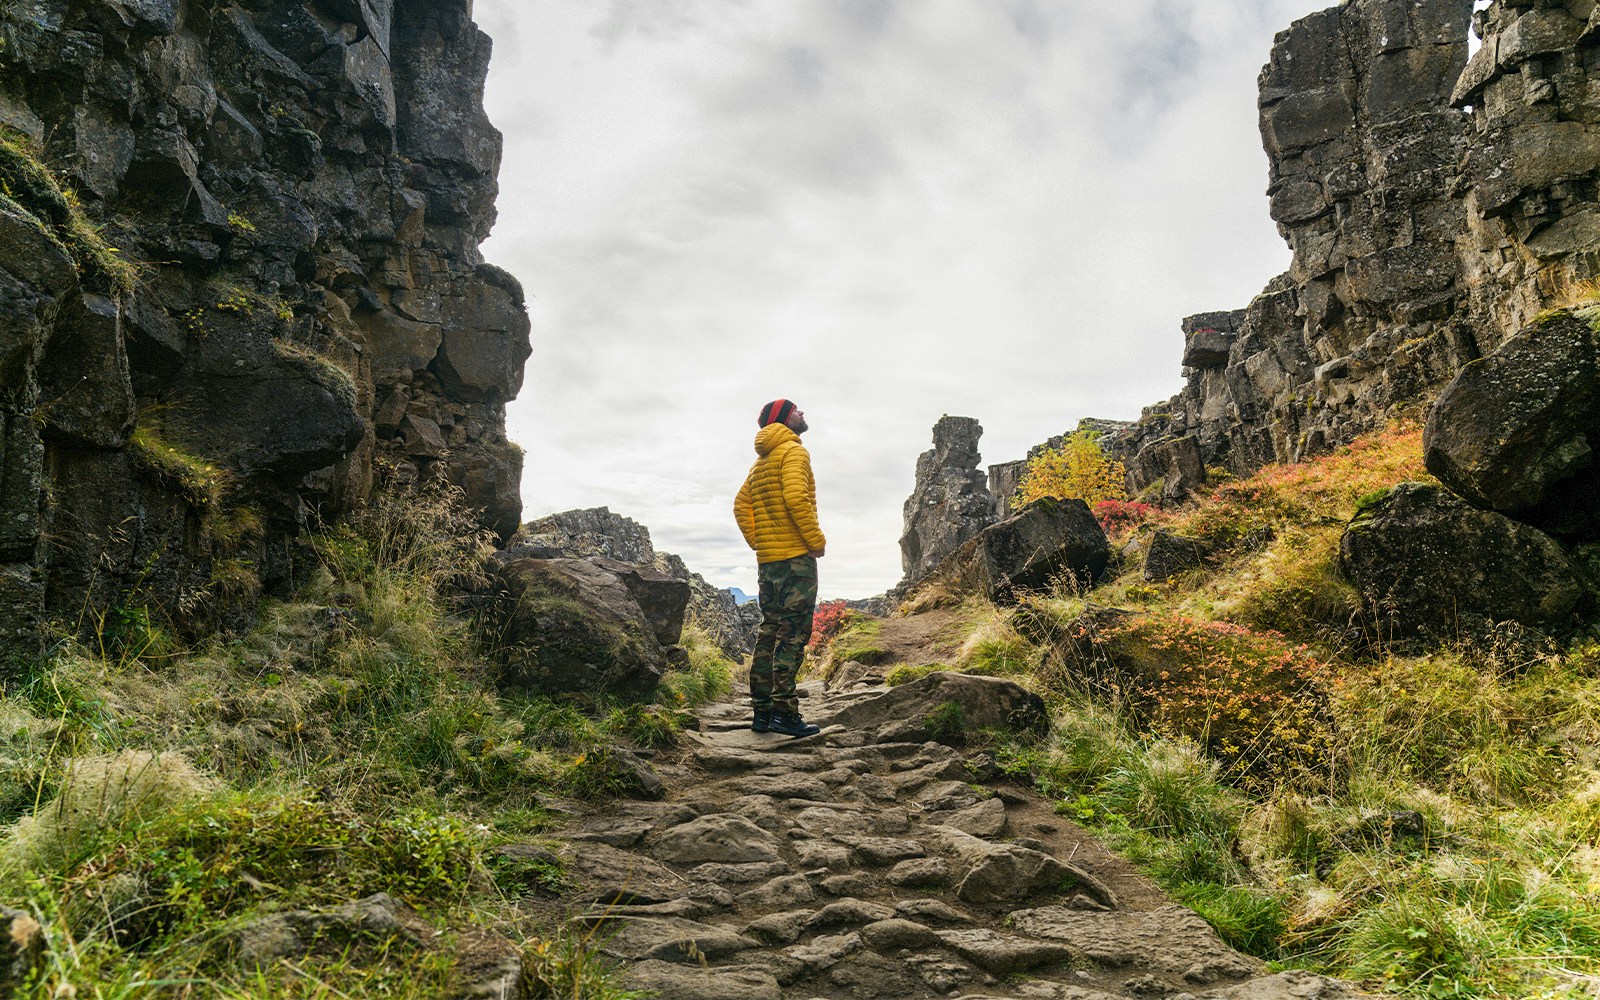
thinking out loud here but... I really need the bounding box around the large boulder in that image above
[1424,308,1600,540]
[508,508,752,657]
[1339,482,1586,640]
[489,555,689,696]
[928,497,1109,602]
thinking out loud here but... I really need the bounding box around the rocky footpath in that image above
[510,665,1367,1000]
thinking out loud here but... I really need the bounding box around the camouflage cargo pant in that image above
[750,555,817,714]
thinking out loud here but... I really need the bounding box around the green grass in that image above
[128,421,228,510]
[0,481,689,997]
[989,421,1600,998]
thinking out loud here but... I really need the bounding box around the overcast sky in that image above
[472,0,1380,599]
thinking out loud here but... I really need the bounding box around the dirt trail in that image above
[514,616,1366,999]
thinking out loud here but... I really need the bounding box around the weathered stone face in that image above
[1425,308,1600,539]
[1092,0,1600,507]
[899,416,998,589]
[1339,482,1586,641]
[0,0,531,648]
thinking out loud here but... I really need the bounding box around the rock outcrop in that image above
[509,506,756,658]
[0,0,531,656]
[516,506,657,564]
[900,417,999,590]
[1104,0,1479,491]
[1082,0,1600,506]
[1339,482,1586,641]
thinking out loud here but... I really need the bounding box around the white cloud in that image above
[475,0,1349,598]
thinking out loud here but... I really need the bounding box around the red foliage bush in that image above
[1093,499,1159,537]
[809,599,850,650]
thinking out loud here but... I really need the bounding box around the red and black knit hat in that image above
[758,399,798,427]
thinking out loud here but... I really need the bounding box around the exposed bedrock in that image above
[0,0,532,653]
[1424,308,1600,541]
[1095,0,1600,502]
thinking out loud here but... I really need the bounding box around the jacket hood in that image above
[754,422,799,457]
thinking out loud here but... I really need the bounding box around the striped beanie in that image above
[758,399,797,427]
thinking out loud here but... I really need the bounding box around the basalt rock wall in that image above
[1105,0,1600,496]
[0,0,530,656]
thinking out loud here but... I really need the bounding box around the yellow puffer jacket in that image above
[735,423,826,564]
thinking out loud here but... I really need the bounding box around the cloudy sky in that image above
[471,0,1394,599]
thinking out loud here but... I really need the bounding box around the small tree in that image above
[1016,430,1128,508]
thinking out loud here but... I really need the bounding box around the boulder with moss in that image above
[1424,307,1600,541]
[1339,482,1586,642]
[925,497,1109,604]
[489,554,690,696]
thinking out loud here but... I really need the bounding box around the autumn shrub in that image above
[809,599,851,649]
[1093,498,1160,538]
[1016,430,1129,508]
[1074,612,1337,791]
[1220,527,1362,648]
[1173,421,1431,551]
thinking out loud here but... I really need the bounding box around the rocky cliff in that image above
[1104,0,1600,498]
[0,0,530,658]
[890,0,1600,591]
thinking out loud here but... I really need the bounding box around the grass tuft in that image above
[989,419,1600,996]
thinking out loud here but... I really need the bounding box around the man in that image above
[735,398,826,738]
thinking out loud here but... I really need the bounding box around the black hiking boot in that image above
[752,708,772,733]
[768,711,820,738]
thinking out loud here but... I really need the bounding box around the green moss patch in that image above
[0,129,135,292]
